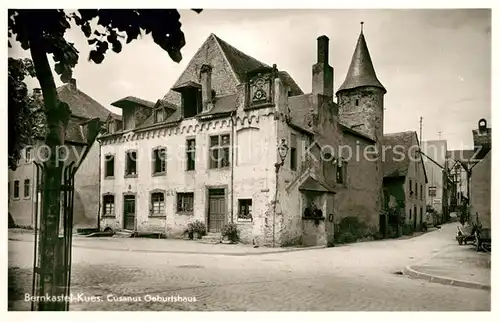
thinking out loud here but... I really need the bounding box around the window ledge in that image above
[152,172,166,177]
[237,218,252,223]
[186,169,196,172]
[105,176,115,180]
[149,214,166,218]
[176,211,194,216]
[209,167,231,171]
[101,215,116,219]
[13,197,20,201]
[23,196,31,200]
[302,216,325,221]
[124,174,138,179]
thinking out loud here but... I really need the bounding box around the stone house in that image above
[382,131,428,235]
[8,79,115,228]
[98,29,388,246]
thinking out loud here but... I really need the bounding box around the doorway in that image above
[208,189,225,233]
[123,195,136,231]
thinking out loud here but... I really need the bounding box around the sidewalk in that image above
[8,229,325,256]
[404,240,491,290]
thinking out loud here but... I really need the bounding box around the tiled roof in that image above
[214,34,269,83]
[337,32,386,94]
[213,34,304,95]
[111,96,156,109]
[381,131,416,178]
[200,94,238,116]
[299,176,335,193]
[57,84,112,120]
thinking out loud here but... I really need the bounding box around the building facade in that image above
[98,29,388,246]
[8,80,114,228]
[382,131,428,234]
[421,140,447,213]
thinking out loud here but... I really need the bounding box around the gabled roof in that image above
[381,131,416,179]
[337,30,386,94]
[57,84,113,120]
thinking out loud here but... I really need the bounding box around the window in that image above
[154,108,164,123]
[238,199,252,221]
[409,179,413,196]
[8,181,10,197]
[107,121,115,134]
[355,99,359,106]
[25,147,32,162]
[182,88,202,118]
[290,133,297,171]
[151,192,165,216]
[125,151,137,176]
[24,179,30,198]
[409,208,412,220]
[103,195,115,217]
[420,207,423,224]
[177,193,194,213]
[105,155,115,177]
[415,182,418,199]
[186,139,196,171]
[209,134,230,169]
[336,159,346,184]
[428,186,436,197]
[420,184,423,200]
[152,148,166,174]
[13,180,19,199]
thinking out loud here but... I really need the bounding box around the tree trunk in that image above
[28,30,70,311]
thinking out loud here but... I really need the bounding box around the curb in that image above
[9,236,326,256]
[403,265,491,291]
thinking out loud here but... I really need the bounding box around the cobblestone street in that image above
[8,224,490,311]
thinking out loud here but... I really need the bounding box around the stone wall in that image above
[335,133,381,232]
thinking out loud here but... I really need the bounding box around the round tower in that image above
[336,22,386,142]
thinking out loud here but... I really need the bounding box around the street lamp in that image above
[273,139,289,247]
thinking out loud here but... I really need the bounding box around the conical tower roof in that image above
[337,24,386,94]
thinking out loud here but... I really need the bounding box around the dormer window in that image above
[183,88,202,118]
[172,81,202,119]
[107,121,115,134]
[154,108,165,123]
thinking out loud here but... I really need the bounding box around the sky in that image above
[8,9,491,150]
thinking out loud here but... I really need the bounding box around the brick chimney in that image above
[312,35,333,98]
[200,64,213,112]
[68,78,77,91]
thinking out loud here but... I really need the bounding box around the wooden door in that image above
[123,195,136,231]
[208,189,225,233]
